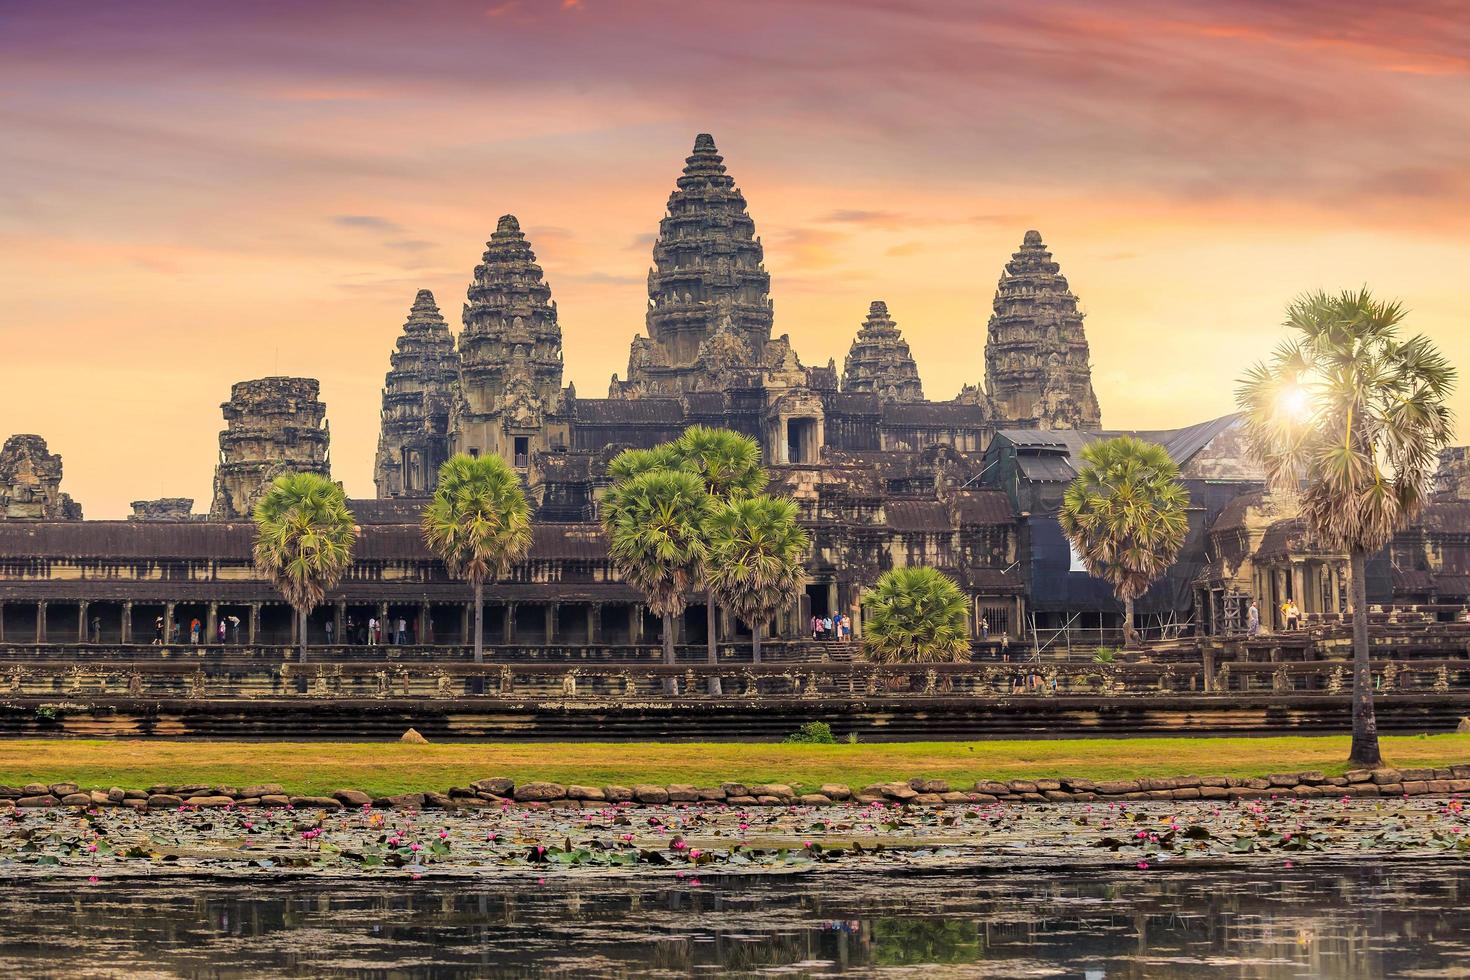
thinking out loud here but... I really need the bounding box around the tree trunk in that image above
[706,594,717,664]
[298,606,308,664]
[1347,548,1382,767]
[662,612,676,665]
[1123,595,1136,647]
[473,580,484,666]
[752,619,762,665]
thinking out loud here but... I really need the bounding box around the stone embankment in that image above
[4,766,1469,812]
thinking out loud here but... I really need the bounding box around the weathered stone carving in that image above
[210,378,331,519]
[128,498,194,521]
[959,230,1101,430]
[841,301,924,403]
[0,434,82,520]
[614,134,772,397]
[375,290,460,498]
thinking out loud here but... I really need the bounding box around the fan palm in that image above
[861,566,971,664]
[1058,436,1190,646]
[668,426,766,663]
[705,495,809,663]
[1237,288,1455,766]
[422,454,533,664]
[251,473,359,663]
[602,468,712,667]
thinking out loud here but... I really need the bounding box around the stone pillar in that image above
[121,601,133,644]
[207,603,218,644]
[335,601,347,643]
[1292,564,1308,615]
[248,604,260,644]
[503,603,516,644]
[546,603,558,642]
[378,601,389,642]
[852,598,863,639]
[35,602,46,644]
[164,602,175,645]
[77,601,89,642]
[587,604,599,644]
[0,602,5,643]
[460,603,471,644]
[419,602,430,645]
[631,604,644,645]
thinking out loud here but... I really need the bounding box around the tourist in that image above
[324,619,335,645]
[1285,600,1301,631]
[152,616,164,645]
[345,616,355,645]
[980,616,990,641]
[227,615,241,643]
[217,619,226,643]
[822,615,834,640]
[396,616,407,645]
[811,615,820,640]
[190,618,201,644]
[89,615,101,643]
[368,616,378,645]
[1247,601,1260,636]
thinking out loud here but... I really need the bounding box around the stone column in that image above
[587,604,599,644]
[206,603,218,644]
[378,601,389,642]
[631,604,644,645]
[419,602,430,645]
[460,603,471,645]
[335,601,347,643]
[248,604,260,644]
[1292,564,1308,615]
[121,601,133,644]
[546,603,558,642]
[0,602,5,643]
[164,602,175,645]
[503,603,516,644]
[78,601,89,642]
[35,602,46,644]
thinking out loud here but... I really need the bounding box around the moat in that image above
[2,861,1466,976]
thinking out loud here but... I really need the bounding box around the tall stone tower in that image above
[841,301,924,403]
[374,289,460,498]
[210,378,331,520]
[613,133,773,396]
[0,434,82,520]
[451,215,567,468]
[975,230,1101,430]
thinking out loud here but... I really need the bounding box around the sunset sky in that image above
[3,0,1468,518]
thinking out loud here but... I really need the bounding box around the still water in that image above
[3,862,1467,977]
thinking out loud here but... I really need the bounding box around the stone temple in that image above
[2,134,1467,652]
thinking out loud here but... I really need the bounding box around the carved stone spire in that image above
[452,215,566,465]
[210,378,331,520]
[841,300,924,403]
[0,434,82,520]
[616,134,772,396]
[374,289,460,498]
[977,230,1101,429]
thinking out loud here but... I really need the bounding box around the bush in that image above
[784,721,837,744]
[860,566,972,664]
[1092,647,1117,664]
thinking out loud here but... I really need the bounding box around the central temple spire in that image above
[613,133,773,396]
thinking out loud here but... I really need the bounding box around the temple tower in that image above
[614,133,772,396]
[210,378,331,520]
[841,301,924,403]
[0,434,82,520]
[977,230,1101,430]
[451,215,568,469]
[374,289,460,497]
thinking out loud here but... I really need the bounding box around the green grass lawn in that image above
[2,734,1467,797]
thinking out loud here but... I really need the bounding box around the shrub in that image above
[784,721,837,744]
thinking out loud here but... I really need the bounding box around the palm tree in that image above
[861,566,971,664]
[705,495,809,664]
[668,426,766,663]
[602,468,712,668]
[422,454,533,665]
[1238,288,1455,767]
[251,473,359,663]
[1058,436,1190,647]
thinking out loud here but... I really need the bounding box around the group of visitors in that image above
[140,614,241,645]
[810,613,852,641]
[337,615,412,645]
[1244,598,1303,636]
